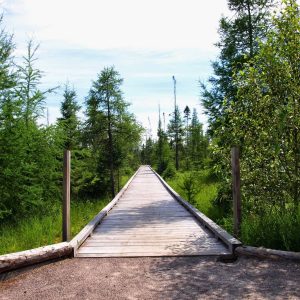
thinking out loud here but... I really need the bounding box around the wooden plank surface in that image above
[76,166,230,257]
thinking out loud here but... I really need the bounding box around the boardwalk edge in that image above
[149,166,242,254]
[70,167,141,256]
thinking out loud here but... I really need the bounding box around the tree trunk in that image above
[107,93,115,198]
[293,126,299,210]
[175,136,179,170]
[246,0,254,58]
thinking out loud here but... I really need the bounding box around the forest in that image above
[0,0,300,254]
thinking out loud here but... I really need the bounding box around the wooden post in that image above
[231,147,241,237]
[63,150,71,242]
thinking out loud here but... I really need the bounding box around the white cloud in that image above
[3,0,228,51]
[2,0,229,131]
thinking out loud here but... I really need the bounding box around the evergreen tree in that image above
[199,0,275,208]
[141,137,155,165]
[183,105,191,169]
[0,39,61,220]
[201,0,274,136]
[85,66,142,197]
[156,108,171,174]
[58,84,81,150]
[168,105,184,170]
[189,109,208,169]
[183,105,191,143]
[17,41,56,128]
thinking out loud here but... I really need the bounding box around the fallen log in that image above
[235,245,300,262]
[0,242,73,274]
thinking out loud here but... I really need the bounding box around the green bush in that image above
[179,172,200,205]
[162,164,176,179]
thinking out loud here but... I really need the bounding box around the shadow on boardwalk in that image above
[1,256,299,299]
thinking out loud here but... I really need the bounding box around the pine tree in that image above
[58,84,81,150]
[85,66,142,197]
[168,105,184,170]
[183,105,191,170]
[201,0,274,136]
[189,109,208,169]
[141,137,155,165]
[17,41,56,128]
[157,108,171,174]
[0,39,61,220]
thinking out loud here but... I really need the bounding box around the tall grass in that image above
[0,199,109,255]
[167,169,300,252]
[241,209,300,251]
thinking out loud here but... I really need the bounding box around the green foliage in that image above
[229,0,300,213]
[0,39,62,221]
[0,17,142,253]
[200,0,275,211]
[168,105,184,170]
[188,109,209,170]
[141,137,155,165]
[162,163,176,179]
[200,0,300,250]
[58,83,81,150]
[84,66,142,197]
[156,109,172,174]
[201,0,274,135]
[167,169,223,220]
[241,209,300,251]
[179,172,200,205]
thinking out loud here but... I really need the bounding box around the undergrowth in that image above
[167,169,300,252]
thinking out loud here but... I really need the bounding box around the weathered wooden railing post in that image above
[231,147,241,237]
[63,150,71,241]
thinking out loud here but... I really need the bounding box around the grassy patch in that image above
[167,169,224,220]
[0,198,109,255]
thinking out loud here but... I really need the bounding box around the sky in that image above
[1,0,229,137]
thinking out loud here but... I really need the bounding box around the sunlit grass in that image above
[0,199,109,255]
[167,169,221,219]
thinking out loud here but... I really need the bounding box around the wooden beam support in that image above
[231,147,241,237]
[63,150,71,242]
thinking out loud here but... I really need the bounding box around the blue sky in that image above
[1,0,229,135]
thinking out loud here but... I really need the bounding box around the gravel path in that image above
[1,256,300,299]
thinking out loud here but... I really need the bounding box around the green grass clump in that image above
[0,198,108,255]
[240,209,300,251]
[167,169,224,220]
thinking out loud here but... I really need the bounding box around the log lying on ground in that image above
[235,246,300,262]
[0,242,73,274]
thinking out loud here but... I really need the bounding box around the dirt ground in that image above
[0,256,300,300]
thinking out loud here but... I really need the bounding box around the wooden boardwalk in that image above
[76,166,231,257]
